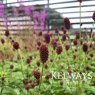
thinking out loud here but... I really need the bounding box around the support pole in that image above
[47,0,49,32]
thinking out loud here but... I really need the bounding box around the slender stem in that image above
[51,53,57,89]
[39,63,44,94]
[17,50,25,79]
[90,21,95,42]
[1,87,3,95]
[1,81,4,95]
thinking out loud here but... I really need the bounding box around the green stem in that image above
[18,50,25,79]
[85,53,87,65]
[58,33,60,42]
[1,81,4,95]
[1,88,3,95]
[39,63,44,94]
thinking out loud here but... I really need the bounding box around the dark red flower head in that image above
[68,67,72,76]
[25,84,31,91]
[1,39,5,44]
[73,39,77,45]
[64,17,71,30]
[61,26,65,31]
[45,73,51,80]
[65,44,70,51]
[55,28,59,34]
[78,0,82,3]
[63,29,67,34]
[26,57,31,64]
[62,34,66,41]
[44,32,50,44]
[82,43,88,53]
[56,45,63,55]
[39,43,48,63]
[32,69,40,80]
[13,42,19,50]
[85,66,91,71]
[61,26,67,34]
[29,56,32,60]
[37,41,41,46]
[75,32,80,39]
[36,61,40,67]
[38,31,42,36]
[92,11,95,21]
[51,39,57,50]
[5,30,10,37]
[11,40,14,44]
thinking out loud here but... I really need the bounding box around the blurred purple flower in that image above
[0,3,4,17]
[17,0,23,5]
[40,10,46,30]
[24,6,31,16]
[12,6,19,17]
[33,10,46,31]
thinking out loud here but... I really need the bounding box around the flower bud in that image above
[44,32,50,44]
[92,11,95,21]
[56,45,63,55]
[82,43,88,53]
[64,17,71,30]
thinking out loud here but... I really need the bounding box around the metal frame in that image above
[0,0,95,33]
